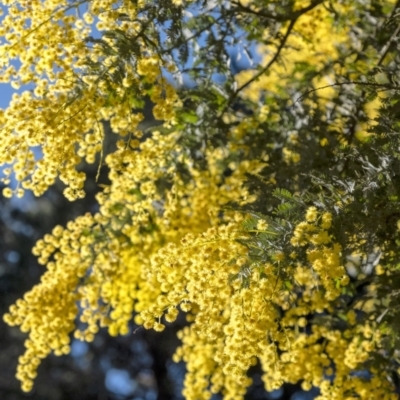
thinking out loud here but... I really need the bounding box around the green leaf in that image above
[179,111,199,124]
[272,188,293,201]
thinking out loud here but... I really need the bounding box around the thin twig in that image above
[377,22,400,67]
[231,0,325,22]
[238,19,296,95]
[219,18,297,117]
[294,81,398,105]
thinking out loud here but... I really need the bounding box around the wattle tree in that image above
[1,0,400,399]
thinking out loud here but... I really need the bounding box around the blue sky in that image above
[1,85,13,109]
[0,3,12,109]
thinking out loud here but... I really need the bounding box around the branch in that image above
[231,0,326,22]
[161,15,223,55]
[377,22,400,67]
[220,18,297,116]
[294,81,399,105]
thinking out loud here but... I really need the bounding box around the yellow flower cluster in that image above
[4,119,262,391]
[4,177,398,398]
[259,321,397,400]
[291,208,347,300]
[3,218,90,392]
[142,223,281,400]
[134,207,396,399]
[235,0,395,138]
[0,0,180,200]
